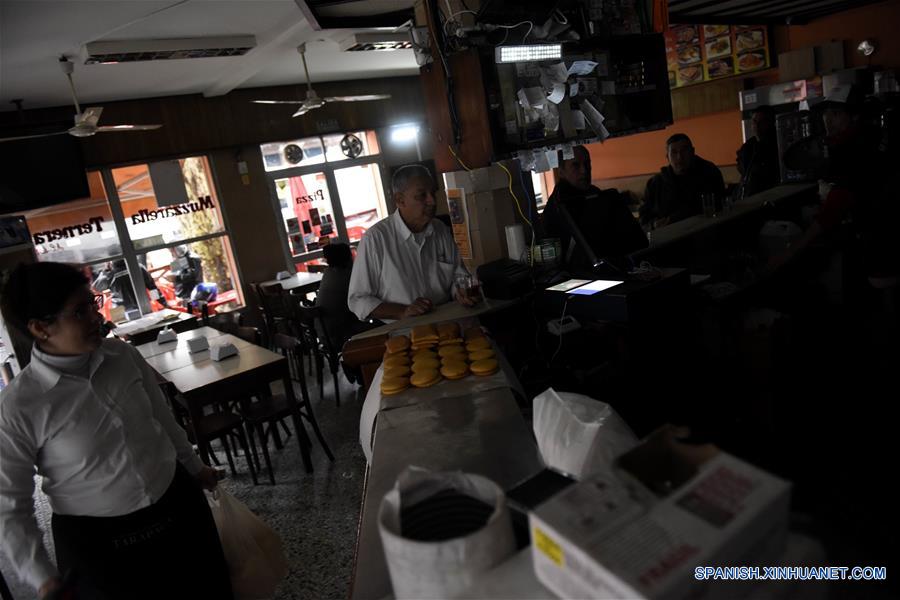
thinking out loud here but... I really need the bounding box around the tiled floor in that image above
[1,372,367,600]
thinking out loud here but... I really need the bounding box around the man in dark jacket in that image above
[736,105,780,197]
[543,145,648,271]
[640,133,725,228]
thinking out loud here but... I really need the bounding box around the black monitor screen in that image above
[0,127,90,213]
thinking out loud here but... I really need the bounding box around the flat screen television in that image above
[0,125,90,213]
[481,34,673,159]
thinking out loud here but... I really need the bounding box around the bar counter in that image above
[632,182,817,256]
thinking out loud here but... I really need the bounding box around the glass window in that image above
[333,163,387,243]
[273,172,339,256]
[261,137,325,172]
[322,130,380,162]
[22,171,122,263]
[112,157,226,251]
[137,236,243,314]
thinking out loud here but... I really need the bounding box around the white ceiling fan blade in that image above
[251,99,306,105]
[80,106,103,126]
[292,105,315,117]
[0,130,70,143]
[95,124,162,132]
[322,94,391,103]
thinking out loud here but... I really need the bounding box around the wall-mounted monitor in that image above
[0,126,90,213]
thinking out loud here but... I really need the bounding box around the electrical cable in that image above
[496,162,536,265]
[495,20,534,42]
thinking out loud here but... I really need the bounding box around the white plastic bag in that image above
[207,487,288,600]
[378,467,516,599]
[533,387,637,479]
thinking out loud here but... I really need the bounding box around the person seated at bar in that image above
[736,105,780,198]
[640,133,725,229]
[93,258,167,314]
[348,164,475,321]
[315,242,374,346]
[0,262,232,600]
[542,145,647,270]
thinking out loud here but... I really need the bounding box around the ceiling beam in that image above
[202,18,312,98]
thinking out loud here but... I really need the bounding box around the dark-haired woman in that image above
[0,262,233,599]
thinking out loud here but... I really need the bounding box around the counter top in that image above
[348,297,519,341]
[634,183,816,254]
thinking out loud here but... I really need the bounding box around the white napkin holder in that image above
[276,270,292,281]
[186,336,209,353]
[210,342,238,361]
[156,327,177,344]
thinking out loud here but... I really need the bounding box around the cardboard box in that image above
[529,427,791,600]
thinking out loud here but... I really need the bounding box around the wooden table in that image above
[112,309,197,341]
[261,272,323,295]
[138,326,316,472]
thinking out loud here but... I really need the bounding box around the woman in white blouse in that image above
[0,262,232,599]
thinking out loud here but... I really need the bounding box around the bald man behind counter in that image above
[348,165,476,322]
[542,146,648,270]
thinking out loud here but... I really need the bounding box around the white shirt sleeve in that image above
[128,345,204,476]
[0,402,58,592]
[348,231,385,321]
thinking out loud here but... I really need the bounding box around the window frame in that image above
[73,154,245,316]
[262,130,391,271]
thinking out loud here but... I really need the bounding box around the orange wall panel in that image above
[586,110,743,179]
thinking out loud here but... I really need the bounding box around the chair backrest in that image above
[234,326,261,345]
[271,332,300,352]
[292,303,340,354]
[209,312,241,335]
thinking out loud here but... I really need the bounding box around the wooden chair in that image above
[162,381,259,485]
[288,300,343,407]
[253,282,292,347]
[239,333,334,484]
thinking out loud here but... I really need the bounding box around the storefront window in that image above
[11,156,245,323]
[273,172,339,256]
[113,158,226,251]
[21,171,121,263]
[137,236,242,313]
[333,163,387,243]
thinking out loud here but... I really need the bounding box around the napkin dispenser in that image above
[156,328,177,344]
[210,342,238,361]
[186,336,209,353]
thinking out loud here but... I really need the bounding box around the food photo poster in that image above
[665,24,770,88]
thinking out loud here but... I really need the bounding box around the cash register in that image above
[537,202,688,322]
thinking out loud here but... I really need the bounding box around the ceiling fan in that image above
[251,44,391,117]
[0,57,163,143]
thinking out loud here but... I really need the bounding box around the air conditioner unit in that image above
[339,32,413,52]
[83,36,257,64]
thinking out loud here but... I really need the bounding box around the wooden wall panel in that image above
[0,76,426,167]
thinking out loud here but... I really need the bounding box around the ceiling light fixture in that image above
[495,44,563,64]
[83,36,256,64]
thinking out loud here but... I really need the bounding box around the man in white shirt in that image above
[348,164,475,321]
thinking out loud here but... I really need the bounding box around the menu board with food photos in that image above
[665,24,770,88]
